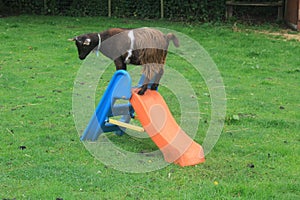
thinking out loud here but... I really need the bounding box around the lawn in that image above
[0,15,299,199]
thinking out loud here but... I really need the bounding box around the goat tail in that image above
[166,33,179,47]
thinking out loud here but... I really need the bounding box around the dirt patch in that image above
[232,23,300,42]
[255,30,300,42]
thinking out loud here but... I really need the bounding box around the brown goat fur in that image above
[70,27,179,95]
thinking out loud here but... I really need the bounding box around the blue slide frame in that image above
[80,70,133,141]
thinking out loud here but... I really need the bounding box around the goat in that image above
[69,27,179,95]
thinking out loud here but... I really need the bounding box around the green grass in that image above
[1,15,299,199]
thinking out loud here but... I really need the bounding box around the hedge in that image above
[1,0,226,22]
[1,0,278,22]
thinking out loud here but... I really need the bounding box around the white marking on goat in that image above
[125,30,135,63]
[96,33,101,57]
[83,38,91,45]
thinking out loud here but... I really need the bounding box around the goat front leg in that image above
[114,57,127,70]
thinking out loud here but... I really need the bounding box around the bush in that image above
[0,0,280,22]
[0,0,226,22]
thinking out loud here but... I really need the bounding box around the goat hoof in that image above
[138,84,148,95]
[151,83,159,90]
[137,89,145,95]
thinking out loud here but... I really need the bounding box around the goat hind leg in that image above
[138,84,148,95]
[151,67,164,90]
[138,76,150,95]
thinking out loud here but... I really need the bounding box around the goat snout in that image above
[79,55,86,60]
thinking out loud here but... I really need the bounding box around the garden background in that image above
[0,0,299,199]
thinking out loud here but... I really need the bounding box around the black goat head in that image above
[69,34,98,60]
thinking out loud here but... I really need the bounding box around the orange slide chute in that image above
[130,89,205,167]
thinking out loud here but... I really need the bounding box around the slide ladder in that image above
[80,70,133,141]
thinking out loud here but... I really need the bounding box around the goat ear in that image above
[83,38,91,46]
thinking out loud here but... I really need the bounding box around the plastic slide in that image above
[130,89,205,167]
[80,70,133,141]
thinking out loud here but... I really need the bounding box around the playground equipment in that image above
[81,70,205,167]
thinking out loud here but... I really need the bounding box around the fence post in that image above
[161,0,164,18]
[108,0,111,17]
[44,0,47,14]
